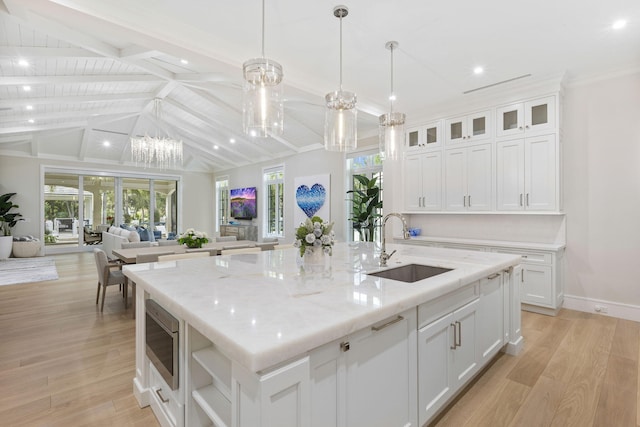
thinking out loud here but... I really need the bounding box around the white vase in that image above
[0,235,13,259]
[302,249,325,265]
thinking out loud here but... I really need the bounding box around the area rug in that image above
[0,257,59,286]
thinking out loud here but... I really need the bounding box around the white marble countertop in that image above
[397,236,566,251]
[124,242,520,373]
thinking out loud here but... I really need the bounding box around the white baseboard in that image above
[563,295,640,322]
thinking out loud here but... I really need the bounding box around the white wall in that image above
[563,71,640,308]
[0,155,214,249]
[219,148,347,242]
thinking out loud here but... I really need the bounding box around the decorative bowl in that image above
[408,227,421,237]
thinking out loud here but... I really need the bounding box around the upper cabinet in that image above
[406,121,442,152]
[445,110,491,145]
[496,95,556,138]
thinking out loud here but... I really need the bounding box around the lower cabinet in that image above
[478,273,505,363]
[309,309,417,427]
[418,298,479,425]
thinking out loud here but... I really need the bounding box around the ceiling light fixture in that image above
[180,59,189,64]
[26,105,33,110]
[18,59,29,67]
[22,85,31,92]
[242,0,284,138]
[28,119,35,124]
[474,66,484,75]
[103,140,110,147]
[130,99,183,169]
[325,5,357,152]
[612,19,627,30]
[379,41,405,161]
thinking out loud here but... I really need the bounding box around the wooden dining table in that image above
[112,239,258,264]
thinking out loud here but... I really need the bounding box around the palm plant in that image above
[0,193,23,236]
[347,175,383,242]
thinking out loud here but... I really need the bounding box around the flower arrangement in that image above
[294,216,335,256]
[177,228,209,248]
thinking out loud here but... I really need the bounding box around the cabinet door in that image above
[422,151,442,210]
[404,155,424,210]
[424,122,442,148]
[406,127,422,151]
[521,264,553,306]
[345,313,414,427]
[444,148,467,211]
[260,357,310,427]
[478,274,504,363]
[466,144,492,211]
[418,312,454,426]
[467,110,491,142]
[450,299,479,388]
[525,134,557,211]
[445,116,466,145]
[496,139,525,211]
[524,95,555,134]
[496,102,524,138]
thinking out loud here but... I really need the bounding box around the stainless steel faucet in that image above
[379,213,410,266]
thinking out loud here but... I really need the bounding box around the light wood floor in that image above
[0,253,638,427]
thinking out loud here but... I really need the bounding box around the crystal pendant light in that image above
[379,41,405,161]
[324,5,357,152]
[242,0,284,138]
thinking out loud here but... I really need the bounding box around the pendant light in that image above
[324,5,357,152]
[242,0,284,138]
[379,41,405,161]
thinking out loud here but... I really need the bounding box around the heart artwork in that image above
[296,184,326,218]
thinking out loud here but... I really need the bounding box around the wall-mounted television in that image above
[230,187,257,219]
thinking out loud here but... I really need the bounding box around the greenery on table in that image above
[178,228,209,248]
[294,216,335,256]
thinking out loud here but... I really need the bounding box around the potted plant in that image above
[346,175,383,242]
[0,193,23,259]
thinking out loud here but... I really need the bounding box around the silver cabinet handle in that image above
[526,193,530,206]
[372,315,404,332]
[487,273,500,279]
[455,321,462,347]
[340,341,350,352]
[450,323,457,349]
[468,195,471,207]
[520,193,523,206]
[463,195,466,207]
[519,126,523,130]
[521,270,525,282]
[156,388,169,403]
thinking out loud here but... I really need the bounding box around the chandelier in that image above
[324,5,357,152]
[379,41,405,161]
[242,0,284,138]
[131,99,183,169]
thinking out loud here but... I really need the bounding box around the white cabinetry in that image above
[496,134,557,211]
[406,121,442,151]
[444,143,492,211]
[309,309,417,427]
[478,273,504,363]
[445,110,491,145]
[405,151,442,211]
[418,293,480,425]
[493,248,564,315]
[496,95,556,138]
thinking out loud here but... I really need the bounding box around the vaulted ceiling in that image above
[1,0,638,173]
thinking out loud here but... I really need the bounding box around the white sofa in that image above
[102,226,140,259]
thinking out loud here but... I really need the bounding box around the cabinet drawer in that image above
[493,248,552,264]
[149,362,180,425]
[438,243,486,252]
[418,283,479,329]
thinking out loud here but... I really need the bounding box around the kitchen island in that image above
[124,242,522,427]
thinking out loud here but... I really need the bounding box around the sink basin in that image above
[368,263,453,283]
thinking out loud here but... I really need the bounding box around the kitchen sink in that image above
[368,263,453,283]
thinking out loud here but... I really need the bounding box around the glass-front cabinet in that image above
[496,95,556,138]
[406,121,442,151]
[445,110,491,145]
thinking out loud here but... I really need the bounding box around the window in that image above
[263,166,284,237]
[347,151,383,242]
[215,177,229,232]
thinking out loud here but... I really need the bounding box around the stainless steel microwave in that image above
[145,299,179,390]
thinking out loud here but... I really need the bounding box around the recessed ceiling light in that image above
[229,138,236,144]
[388,93,397,101]
[213,145,219,150]
[23,85,31,92]
[473,66,484,75]
[180,59,189,64]
[103,140,111,147]
[18,59,29,67]
[612,19,627,30]
[28,119,35,124]
[25,105,33,110]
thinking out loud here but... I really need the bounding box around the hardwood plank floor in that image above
[1,253,638,426]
